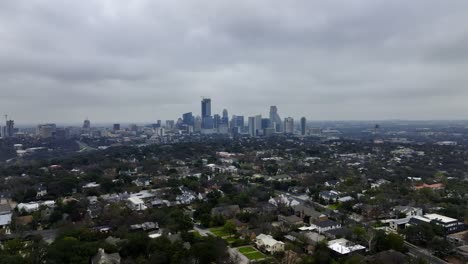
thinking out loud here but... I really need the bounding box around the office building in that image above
[83,119,91,129]
[194,116,202,132]
[255,115,262,136]
[113,124,121,131]
[213,114,221,129]
[300,117,307,136]
[201,98,211,118]
[269,106,283,132]
[165,120,175,130]
[201,98,213,129]
[37,124,57,138]
[182,112,194,126]
[222,109,229,125]
[248,117,256,137]
[3,120,14,137]
[284,117,294,134]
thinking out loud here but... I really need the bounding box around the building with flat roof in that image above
[409,213,464,234]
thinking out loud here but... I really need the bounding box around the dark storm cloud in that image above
[1,0,468,124]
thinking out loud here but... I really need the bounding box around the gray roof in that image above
[293,204,324,219]
[91,248,121,264]
[0,203,11,214]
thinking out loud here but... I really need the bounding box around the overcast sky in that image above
[1,1,468,124]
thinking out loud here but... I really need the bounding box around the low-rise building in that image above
[328,238,365,255]
[311,220,341,234]
[409,213,464,234]
[127,197,147,211]
[255,234,285,253]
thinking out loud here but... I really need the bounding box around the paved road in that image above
[405,242,448,264]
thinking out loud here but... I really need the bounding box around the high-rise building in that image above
[300,117,307,136]
[201,98,213,129]
[248,116,256,137]
[83,119,91,129]
[129,124,138,132]
[284,117,294,134]
[255,115,262,136]
[201,98,211,118]
[3,120,14,137]
[113,124,121,131]
[182,112,194,126]
[165,120,175,130]
[261,118,270,129]
[269,106,283,132]
[194,116,202,132]
[236,116,244,128]
[222,109,229,125]
[213,114,221,129]
[37,124,57,138]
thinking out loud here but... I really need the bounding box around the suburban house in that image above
[311,220,341,234]
[293,204,327,224]
[255,234,285,253]
[266,175,292,182]
[328,238,366,255]
[392,206,423,218]
[278,215,303,226]
[319,191,340,203]
[127,197,147,211]
[388,218,412,232]
[211,205,240,218]
[17,200,55,213]
[91,248,121,264]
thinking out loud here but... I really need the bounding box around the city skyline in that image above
[2,1,468,123]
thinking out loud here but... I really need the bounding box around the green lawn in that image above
[237,246,266,260]
[209,227,232,237]
[238,246,257,254]
[243,251,266,260]
[327,204,339,210]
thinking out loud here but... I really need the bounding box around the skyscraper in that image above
[300,117,307,136]
[213,114,221,129]
[269,106,283,132]
[182,112,194,126]
[37,124,57,138]
[3,120,14,137]
[222,109,229,125]
[255,115,262,136]
[201,98,211,117]
[113,124,121,131]
[248,116,256,137]
[83,119,91,129]
[201,98,213,129]
[284,117,294,134]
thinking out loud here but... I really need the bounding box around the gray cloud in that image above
[1,0,468,124]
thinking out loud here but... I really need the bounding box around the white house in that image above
[127,197,147,211]
[17,200,55,213]
[311,220,341,234]
[255,234,285,253]
[328,238,365,255]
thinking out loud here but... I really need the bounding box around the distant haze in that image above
[1,1,468,124]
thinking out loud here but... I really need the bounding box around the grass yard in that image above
[238,246,257,254]
[244,251,266,260]
[327,204,339,210]
[209,227,232,237]
[237,246,266,260]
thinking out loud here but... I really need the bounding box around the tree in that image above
[223,220,236,235]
